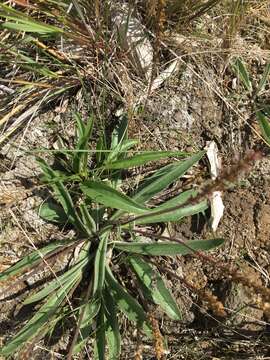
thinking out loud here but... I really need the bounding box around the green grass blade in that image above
[81,180,149,214]
[256,111,270,145]
[96,134,107,165]
[129,256,181,320]
[39,201,68,223]
[105,267,152,338]
[93,234,108,296]
[104,289,121,360]
[114,238,224,256]
[232,58,252,93]
[103,151,188,170]
[74,112,86,139]
[136,200,208,224]
[0,240,71,282]
[1,277,78,356]
[73,115,93,173]
[257,62,270,95]
[2,21,62,34]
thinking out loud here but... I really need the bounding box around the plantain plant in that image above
[0,113,224,358]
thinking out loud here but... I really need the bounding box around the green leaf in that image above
[37,158,85,232]
[2,21,62,34]
[104,289,121,360]
[23,246,91,305]
[73,114,93,174]
[111,115,128,150]
[103,151,188,170]
[81,180,149,214]
[114,238,224,256]
[105,267,152,338]
[1,276,79,356]
[0,240,71,282]
[156,189,196,209]
[0,8,63,35]
[133,151,205,204]
[93,234,108,295]
[74,112,86,139]
[79,203,96,235]
[257,62,270,95]
[73,296,101,354]
[136,200,208,224]
[39,201,68,223]
[256,110,270,145]
[129,256,181,320]
[96,134,107,165]
[106,139,138,164]
[94,304,106,360]
[111,152,205,221]
[232,58,252,93]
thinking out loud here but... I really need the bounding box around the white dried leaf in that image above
[112,4,153,80]
[206,141,224,232]
[150,59,180,93]
[210,191,225,232]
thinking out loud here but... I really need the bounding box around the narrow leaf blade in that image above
[104,289,121,360]
[136,200,208,224]
[114,238,224,256]
[1,277,78,356]
[105,267,152,338]
[256,110,270,145]
[93,234,108,295]
[81,180,149,214]
[232,58,252,93]
[0,241,71,282]
[104,151,187,170]
[129,256,181,320]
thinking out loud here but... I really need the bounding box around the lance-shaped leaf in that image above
[1,276,79,356]
[103,151,188,170]
[79,203,96,235]
[256,110,270,145]
[110,151,205,221]
[94,304,106,360]
[23,246,91,305]
[105,267,152,338]
[133,151,205,204]
[81,180,149,214]
[232,58,252,93]
[73,114,93,174]
[129,256,181,320]
[0,240,72,282]
[72,296,101,355]
[104,288,121,360]
[93,234,108,295]
[135,200,208,224]
[37,158,85,232]
[114,238,224,256]
[39,201,68,224]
